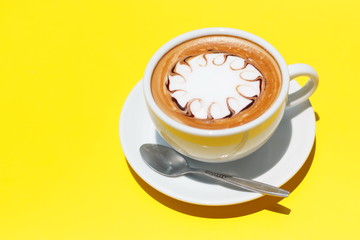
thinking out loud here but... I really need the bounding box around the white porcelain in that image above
[120,80,316,206]
[143,28,318,162]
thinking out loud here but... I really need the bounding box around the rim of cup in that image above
[143,27,289,137]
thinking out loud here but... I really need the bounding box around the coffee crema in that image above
[151,35,282,130]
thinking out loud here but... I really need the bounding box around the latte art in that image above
[166,53,263,120]
[151,35,281,129]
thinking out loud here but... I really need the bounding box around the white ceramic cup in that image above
[143,28,319,162]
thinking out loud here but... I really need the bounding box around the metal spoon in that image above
[140,144,290,197]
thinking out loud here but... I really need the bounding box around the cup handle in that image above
[287,63,319,108]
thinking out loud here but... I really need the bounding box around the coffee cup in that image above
[143,28,318,162]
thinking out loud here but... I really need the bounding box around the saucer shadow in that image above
[128,101,316,218]
[127,140,315,218]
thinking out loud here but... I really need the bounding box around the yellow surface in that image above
[0,0,359,239]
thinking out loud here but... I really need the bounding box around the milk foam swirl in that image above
[166,53,264,119]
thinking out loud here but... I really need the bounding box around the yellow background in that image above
[1,0,359,239]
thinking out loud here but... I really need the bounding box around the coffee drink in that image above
[151,35,282,130]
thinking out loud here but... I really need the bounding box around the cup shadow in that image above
[128,102,318,218]
[154,101,310,187]
[127,139,315,218]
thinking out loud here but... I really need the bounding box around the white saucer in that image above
[120,80,316,206]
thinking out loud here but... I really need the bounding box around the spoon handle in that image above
[200,170,290,197]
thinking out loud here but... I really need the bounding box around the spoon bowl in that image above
[140,144,191,177]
